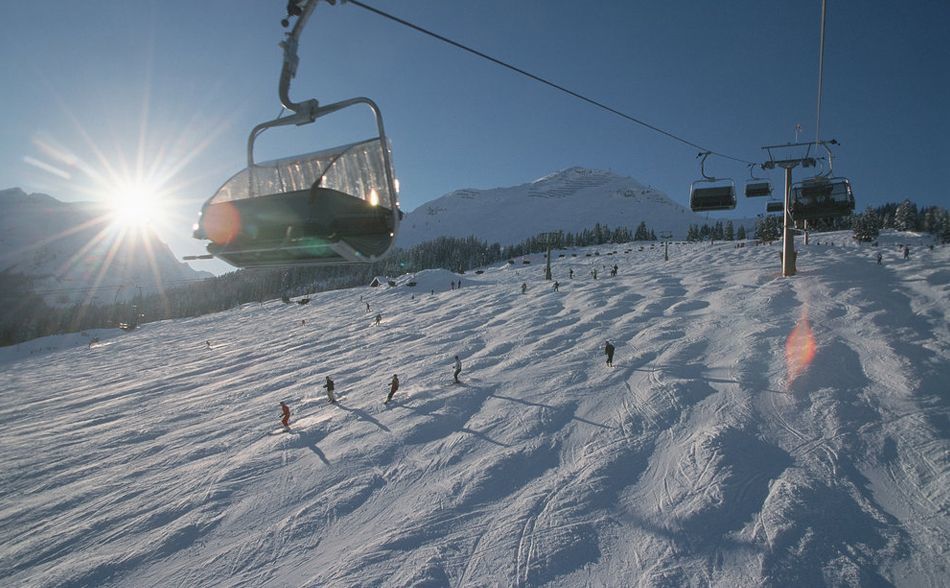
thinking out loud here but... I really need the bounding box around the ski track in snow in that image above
[1,233,948,587]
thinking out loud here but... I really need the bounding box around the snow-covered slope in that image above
[1,231,947,586]
[0,188,210,304]
[398,167,747,247]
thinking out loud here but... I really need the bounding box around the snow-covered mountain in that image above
[1,230,946,586]
[398,167,744,247]
[0,188,211,305]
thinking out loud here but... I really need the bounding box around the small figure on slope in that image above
[903,245,910,259]
[553,280,559,292]
[324,376,336,403]
[604,340,615,367]
[385,374,400,404]
[280,401,291,428]
[453,355,462,383]
[521,282,527,294]
[876,251,883,265]
[375,313,382,326]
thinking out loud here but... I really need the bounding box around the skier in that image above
[280,401,291,428]
[453,355,462,383]
[385,374,400,404]
[323,376,336,403]
[876,252,883,265]
[206,340,212,350]
[592,268,598,280]
[521,282,527,294]
[604,340,615,367]
[611,265,618,277]
[375,313,382,326]
[569,268,574,279]
[903,245,910,259]
[365,301,371,312]
[553,280,559,292]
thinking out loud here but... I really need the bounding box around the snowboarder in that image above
[385,374,400,404]
[323,376,336,403]
[604,340,615,367]
[876,252,883,265]
[453,355,462,383]
[521,282,527,294]
[553,281,559,292]
[375,313,382,326]
[280,401,291,427]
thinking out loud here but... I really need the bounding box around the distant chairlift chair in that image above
[690,152,736,212]
[744,164,772,198]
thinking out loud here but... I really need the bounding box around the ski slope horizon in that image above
[1,231,948,586]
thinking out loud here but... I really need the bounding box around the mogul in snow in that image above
[323,376,336,403]
[604,340,615,367]
[385,374,399,404]
[453,355,462,383]
[280,401,291,428]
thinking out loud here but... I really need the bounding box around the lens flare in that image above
[785,308,817,384]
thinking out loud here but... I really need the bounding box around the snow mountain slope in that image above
[1,232,947,587]
[397,167,736,247]
[0,188,210,305]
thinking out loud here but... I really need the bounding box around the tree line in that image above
[2,202,947,346]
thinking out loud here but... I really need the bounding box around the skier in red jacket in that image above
[280,401,291,428]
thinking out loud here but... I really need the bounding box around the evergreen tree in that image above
[724,220,734,241]
[852,207,881,242]
[736,225,747,240]
[755,216,781,243]
[634,221,651,241]
[894,199,918,231]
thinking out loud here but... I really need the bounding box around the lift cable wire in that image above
[345,0,755,166]
[815,0,828,148]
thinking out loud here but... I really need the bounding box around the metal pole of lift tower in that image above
[762,142,820,277]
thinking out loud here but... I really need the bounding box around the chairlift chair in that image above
[765,200,784,214]
[744,164,772,197]
[690,152,736,212]
[790,176,854,221]
[192,0,400,268]
[788,141,854,221]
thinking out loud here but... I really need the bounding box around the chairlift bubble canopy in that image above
[194,128,400,268]
[690,180,736,212]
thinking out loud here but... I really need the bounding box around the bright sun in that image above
[108,180,166,230]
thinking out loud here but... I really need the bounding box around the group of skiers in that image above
[279,355,464,427]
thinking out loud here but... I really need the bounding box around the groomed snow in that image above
[1,232,947,587]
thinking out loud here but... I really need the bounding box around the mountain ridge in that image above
[398,167,749,247]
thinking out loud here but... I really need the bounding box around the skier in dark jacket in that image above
[280,401,291,427]
[453,355,462,383]
[385,374,400,404]
[604,341,615,367]
[323,376,336,403]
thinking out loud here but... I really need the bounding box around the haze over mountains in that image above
[398,167,750,247]
[0,188,211,305]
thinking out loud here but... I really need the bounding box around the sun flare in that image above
[107,180,166,230]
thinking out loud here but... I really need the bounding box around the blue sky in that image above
[1,0,947,268]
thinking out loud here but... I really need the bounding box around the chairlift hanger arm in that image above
[278,0,341,119]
